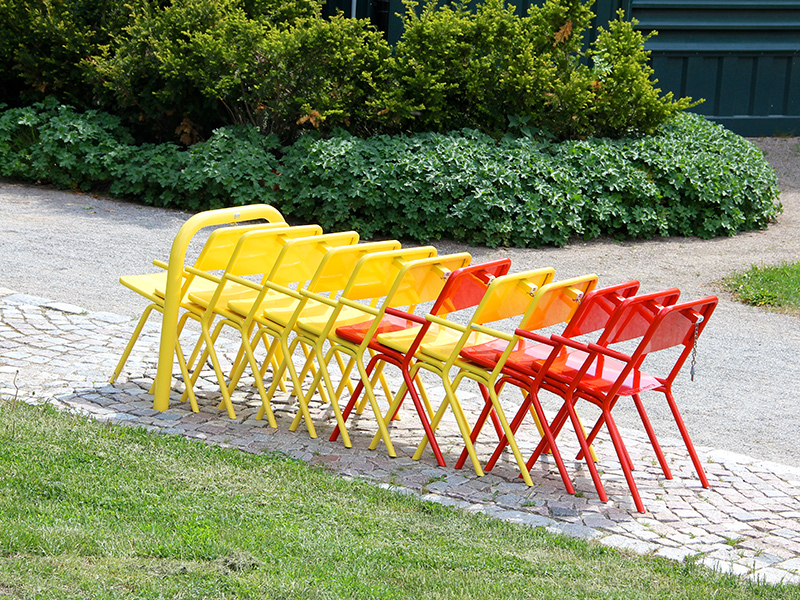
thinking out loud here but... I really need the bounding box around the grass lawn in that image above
[722,262,800,315]
[0,399,797,599]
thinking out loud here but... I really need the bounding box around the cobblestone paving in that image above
[1,287,799,587]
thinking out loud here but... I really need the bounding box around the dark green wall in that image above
[617,0,800,136]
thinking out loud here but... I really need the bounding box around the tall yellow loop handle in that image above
[153,204,284,412]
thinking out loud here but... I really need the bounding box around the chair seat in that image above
[417,328,500,363]
[152,275,218,300]
[458,338,516,366]
[374,325,424,353]
[565,360,662,397]
[336,314,417,345]
[121,272,219,304]
[374,321,513,359]
[188,282,260,309]
[252,298,327,328]
[227,292,297,321]
[461,339,661,396]
[296,304,380,338]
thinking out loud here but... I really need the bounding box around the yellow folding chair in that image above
[451,274,599,489]
[185,231,361,426]
[228,240,404,438]
[403,268,557,480]
[322,253,474,454]
[283,246,442,453]
[166,224,324,418]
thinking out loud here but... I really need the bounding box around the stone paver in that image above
[1,288,799,587]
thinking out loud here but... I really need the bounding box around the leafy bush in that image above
[0,101,281,209]
[275,112,780,246]
[587,11,698,137]
[237,13,400,141]
[0,99,134,190]
[392,0,696,139]
[0,0,131,107]
[85,0,398,143]
[109,126,282,210]
[85,0,260,142]
[3,0,697,143]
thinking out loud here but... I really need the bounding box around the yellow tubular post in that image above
[153,205,284,412]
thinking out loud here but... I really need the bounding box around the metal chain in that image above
[690,319,701,381]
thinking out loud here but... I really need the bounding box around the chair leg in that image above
[274,334,317,438]
[484,385,549,469]
[603,408,645,513]
[350,351,396,457]
[306,343,353,448]
[333,353,358,407]
[331,352,380,442]
[369,364,447,467]
[480,381,535,487]
[563,392,609,504]
[356,360,391,417]
[631,393,671,479]
[664,389,709,488]
[197,323,237,419]
[180,311,204,372]
[454,381,498,470]
[419,374,483,477]
[521,387,575,494]
[110,304,156,383]
[173,336,199,413]
[225,324,277,428]
[410,363,481,471]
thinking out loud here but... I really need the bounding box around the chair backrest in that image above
[306,240,403,295]
[562,280,640,338]
[642,296,718,357]
[432,258,513,316]
[595,295,719,390]
[471,268,556,325]
[517,274,599,332]
[223,224,323,277]
[193,222,288,271]
[397,259,513,361]
[597,288,682,346]
[385,253,473,309]
[341,247,438,302]
[266,231,360,287]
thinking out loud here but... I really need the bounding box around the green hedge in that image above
[275,113,780,246]
[0,100,281,210]
[0,101,781,247]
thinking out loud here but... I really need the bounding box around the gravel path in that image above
[1,137,798,466]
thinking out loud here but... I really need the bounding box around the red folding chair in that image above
[455,281,642,483]
[331,259,513,466]
[526,293,717,512]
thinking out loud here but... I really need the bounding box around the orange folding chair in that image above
[517,289,681,489]
[325,252,475,454]
[527,293,717,512]
[333,259,513,466]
